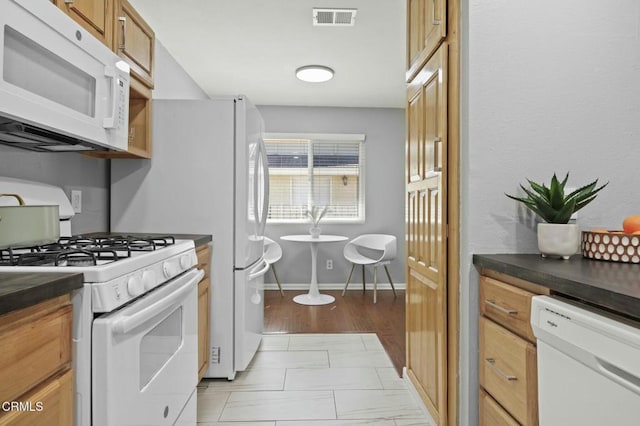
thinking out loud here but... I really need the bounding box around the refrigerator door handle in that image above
[258,139,270,237]
[248,258,270,280]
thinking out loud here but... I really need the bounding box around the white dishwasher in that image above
[531,296,640,426]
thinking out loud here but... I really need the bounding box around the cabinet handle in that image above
[485,299,518,315]
[64,0,74,3]
[485,358,517,381]
[118,17,127,50]
[432,0,441,25]
[434,136,442,172]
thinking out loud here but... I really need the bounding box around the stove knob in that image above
[180,254,192,270]
[142,270,156,290]
[127,276,144,297]
[162,261,175,278]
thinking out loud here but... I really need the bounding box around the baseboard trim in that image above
[403,366,436,426]
[263,282,406,291]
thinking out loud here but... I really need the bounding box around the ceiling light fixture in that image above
[295,65,334,83]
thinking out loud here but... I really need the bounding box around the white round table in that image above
[280,234,348,305]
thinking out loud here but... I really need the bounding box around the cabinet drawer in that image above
[479,317,538,425]
[480,275,536,342]
[0,300,72,403]
[479,388,519,426]
[0,369,73,426]
[196,244,212,279]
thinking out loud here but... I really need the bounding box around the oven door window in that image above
[139,307,182,389]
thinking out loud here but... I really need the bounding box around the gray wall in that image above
[0,148,109,234]
[459,1,640,424]
[258,105,406,287]
[153,40,209,100]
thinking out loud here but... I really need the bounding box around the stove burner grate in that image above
[0,235,178,267]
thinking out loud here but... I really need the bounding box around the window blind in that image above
[265,137,364,222]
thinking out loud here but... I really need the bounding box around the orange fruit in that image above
[623,215,640,234]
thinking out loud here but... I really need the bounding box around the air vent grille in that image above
[313,8,357,26]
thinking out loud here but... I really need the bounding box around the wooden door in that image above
[56,0,114,49]
[406,42,448,425]
[406,0,447,78]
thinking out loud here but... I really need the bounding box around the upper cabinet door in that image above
[55,0,114,49]
[406,0,447,81]
[115,0,155,89]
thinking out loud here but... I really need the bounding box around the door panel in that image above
[235,99,266,268]
[234,259,267,371]
[406,0,447,79]
[406,42,448,425]
[56,0,113,49]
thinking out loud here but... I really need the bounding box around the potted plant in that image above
[306,205,329,238]
[506,173,608,259]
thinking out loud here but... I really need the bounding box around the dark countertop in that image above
[84,232,212,248]
[0,273,83,316]
[473,254,640,319]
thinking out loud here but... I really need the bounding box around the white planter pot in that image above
[537,223,580,259]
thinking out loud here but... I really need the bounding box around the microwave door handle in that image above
[103,66,117,129]
[111,269,203,335]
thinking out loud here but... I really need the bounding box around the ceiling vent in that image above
[313,8,357,26]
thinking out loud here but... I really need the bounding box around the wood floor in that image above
[264,289,405,375]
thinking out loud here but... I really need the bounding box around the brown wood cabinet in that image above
[407,0,447,81]
[114,0,155,89]
[54,0,114,49]
[405,0,459,424]
[196,244,212,381]
[478,271,550,426]
[0,295,73,426]
[405,41,448,426]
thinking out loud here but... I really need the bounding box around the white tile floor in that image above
[197,333,434,425]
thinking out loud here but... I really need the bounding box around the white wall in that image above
[258,105,406,287]
[460,1,640,424]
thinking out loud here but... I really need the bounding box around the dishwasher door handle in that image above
[597,358,640,396]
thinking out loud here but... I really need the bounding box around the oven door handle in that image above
[111,268,204,335]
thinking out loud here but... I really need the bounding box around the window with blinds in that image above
[264,134,365,222]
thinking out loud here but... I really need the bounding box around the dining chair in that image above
[263,237,284,296]
[341,234,397,303]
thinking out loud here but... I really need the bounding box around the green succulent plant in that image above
[505,173,608,224]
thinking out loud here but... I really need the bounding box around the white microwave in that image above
[0,0,130,152]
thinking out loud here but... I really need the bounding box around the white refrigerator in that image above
[110,97,270,379]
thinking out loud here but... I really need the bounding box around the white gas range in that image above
[0,235,202,426]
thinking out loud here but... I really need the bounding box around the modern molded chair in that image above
[341,234,397,303]
[263,237,284,296]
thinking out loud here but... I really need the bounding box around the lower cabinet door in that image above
[479,388,519,426]
[0,369,73,426]
[479,316,538,425]
[198,277,211,380]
